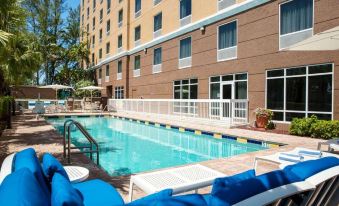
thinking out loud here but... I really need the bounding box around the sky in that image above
[62,0,80,19]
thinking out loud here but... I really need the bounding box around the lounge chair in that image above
[253,147,338,170]
[318,138,339,153]
[0,148,338,206]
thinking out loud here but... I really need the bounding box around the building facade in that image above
[80,0,339,124]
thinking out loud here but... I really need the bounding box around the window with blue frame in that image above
[135,0,141,13]
[180,0,191,19]
[218,21,237,50]
[154,13,162,32]
[153,47,162,65]
[179,37,191,59]
[280,0,313,35]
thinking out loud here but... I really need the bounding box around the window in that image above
[98,68,102,79]
[180,0,191,19]
[81,15,84,25]
[209,73,247,100]
[87,7,89,18]
[105,65,109,76]
[99,48,102,59]
[135,0,141,13]
[179,37,191,59]
[135,26,141,41]
[92,35,95,47]
[93,0,96,11]
[106,20,110,34]
[218,21,237,50]
[114,86,124,99]
[218,20,237,61]
[118,35,122,48]
[86,24,89,34]
[91,53,95,64]
[92,17,95,30]
[134,55,140,70]
[279,0,313,49]
[154,0,161,6]
[99,29,102,41]
[118,9,123,27]
[266,63,333,121]
[153,47,162,65]
[117,60,122,73]
[106,42,110,54]
[154,13,162,32]
[107,0,111,13]
[173,79,198,99]
[218,0,236,11]
[100,9,103,23]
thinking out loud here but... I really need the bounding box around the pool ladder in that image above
[63,119,100,165]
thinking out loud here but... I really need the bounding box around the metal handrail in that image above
[63,119,100,165]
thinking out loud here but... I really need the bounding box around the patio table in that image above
[128,164,224,202]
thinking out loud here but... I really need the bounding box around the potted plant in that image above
[254,108,273,128]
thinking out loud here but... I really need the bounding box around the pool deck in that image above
[0,114,326,202]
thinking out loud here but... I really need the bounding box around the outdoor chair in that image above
[0,148,338,206]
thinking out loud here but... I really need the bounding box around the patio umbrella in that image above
[283,26,339,51]
[40,84,74,102]
[78,86,104,102]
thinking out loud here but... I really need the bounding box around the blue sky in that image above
[62,0,80,19]
[67,0,80,9]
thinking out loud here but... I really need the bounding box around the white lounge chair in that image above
[0,153,15,184]
[235,164,339,206]
[318,138,339,152]
[254,147,338,170]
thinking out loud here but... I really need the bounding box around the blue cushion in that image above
[51,172,84,206]
[42,153,69,182]
[211,169,255,195]
[14,148,50,197]
[210,170,299,206]
[127,189,173,206]
[0,168,50,206]
[284,157,339,180]
[73,179,124,206]
[127,194,207,206]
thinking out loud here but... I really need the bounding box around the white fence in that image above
[108,99,248,127]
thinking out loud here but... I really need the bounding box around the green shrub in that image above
[0,96,13,119]
[309,120,339,140]
[289,115,318,136]
[289,115,339,139]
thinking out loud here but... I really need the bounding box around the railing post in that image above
[67,125,72,164]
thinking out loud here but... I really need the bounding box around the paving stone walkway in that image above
[0,114,326,202]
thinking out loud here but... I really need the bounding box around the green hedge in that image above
[290,115,339,139]
[0,96,13,119]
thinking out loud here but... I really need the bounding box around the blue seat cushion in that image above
[42,153,69,182]
[211,169,255,195]
[127,189,173,206]
[210,170,299,206]
[13,148,50,197]
[0,168,50,206]
[51,172,84,206]
[283,157,339,181]
[73,179,124,206]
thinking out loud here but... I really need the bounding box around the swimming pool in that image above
[48,117,268,176]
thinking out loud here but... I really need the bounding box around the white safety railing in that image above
[108,99,248,127]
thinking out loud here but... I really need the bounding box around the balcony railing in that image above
[107,99,248,127]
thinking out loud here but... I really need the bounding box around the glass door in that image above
[221,82,233,118]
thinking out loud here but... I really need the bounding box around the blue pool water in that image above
[48,117,267,176]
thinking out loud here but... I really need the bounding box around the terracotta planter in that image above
[256,115,269,128]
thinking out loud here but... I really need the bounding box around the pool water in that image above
[48,117,267,176]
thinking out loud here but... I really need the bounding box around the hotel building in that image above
[80,0,339,125]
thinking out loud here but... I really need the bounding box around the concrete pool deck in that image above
[0,114,326,202]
